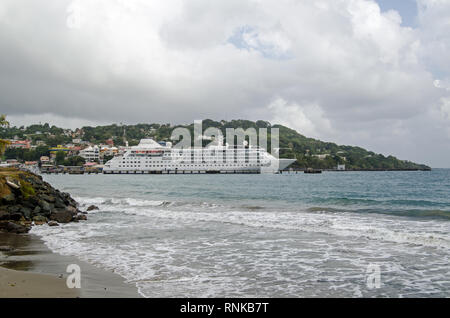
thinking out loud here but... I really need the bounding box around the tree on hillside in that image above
[55,151,66,165]
[0,115,11,156]
[63,156,85,166]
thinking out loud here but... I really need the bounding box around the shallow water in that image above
[32,170,450,297]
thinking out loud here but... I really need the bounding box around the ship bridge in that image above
[135,139,164,149]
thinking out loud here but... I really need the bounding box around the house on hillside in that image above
[79,145,100,162]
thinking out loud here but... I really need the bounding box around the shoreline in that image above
[0,232,141,298]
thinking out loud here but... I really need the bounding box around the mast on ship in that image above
[121,123,129,148]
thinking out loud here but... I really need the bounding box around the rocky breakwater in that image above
[0,167,87,234]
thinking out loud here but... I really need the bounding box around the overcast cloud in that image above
[0,0,449,167]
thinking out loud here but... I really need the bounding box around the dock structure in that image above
[278,169,324,174]
[40,164,104,175]
[103,170,261,175]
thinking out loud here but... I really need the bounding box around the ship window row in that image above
[122,160,261,164]
[118,163,260,168]
[126,152,261,156]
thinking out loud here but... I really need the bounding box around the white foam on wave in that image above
[75,196,167,210]
[73,195,450,249]
[95,201,450,249]
[75,196,226,215]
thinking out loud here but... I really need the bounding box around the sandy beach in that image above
[0,232,141,298]
[0,267,79,298]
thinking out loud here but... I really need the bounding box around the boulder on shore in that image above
[33,215,47,225]
[75,213,88,221]
[0,221,30,234]
[86,205,99,212]
[50,209,74,224]
[0,167,81,233]
[0,210,9,220]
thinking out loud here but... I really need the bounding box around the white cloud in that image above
[418,0,450,74]
[7,113,109,130]
[0,0,450,166]
[268,98,333,139]
[439,97,450,120]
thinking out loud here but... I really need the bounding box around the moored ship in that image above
[103,139,295,174]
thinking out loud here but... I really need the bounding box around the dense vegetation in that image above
[3,145,50,162]
[0,115,10,156]
[0,119,430,170]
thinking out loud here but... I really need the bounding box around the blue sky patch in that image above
[228,25,293,60]
[375,0,418,27]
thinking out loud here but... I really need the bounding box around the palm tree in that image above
[0,114,10,156]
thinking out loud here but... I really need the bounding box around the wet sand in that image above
[0,232,141,298]
[0,267,79,298]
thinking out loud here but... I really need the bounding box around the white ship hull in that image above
[103,139,295,174]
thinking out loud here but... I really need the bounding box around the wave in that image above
[71,196,450,249]
[75,196,267,213]
[76,196,169,209]
[307,206,450,220]
[315,197,450,209]
[77,196,450,221]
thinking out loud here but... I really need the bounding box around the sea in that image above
[31,169,450,298]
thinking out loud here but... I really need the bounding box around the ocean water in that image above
[31,170,450,298]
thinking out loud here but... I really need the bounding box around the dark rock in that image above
[0,210,9,220]
[48,221,59,227]
[32,177,43,185]
[22,200,36,209]
[33,215,47,225]
[39,200,53,215]
[28,196,40,206]
[54,197,67,209]
[41,194,56,203]
[0,168,81,232]
[7,205,20,214]
[0,246,13,252]
[75,214,87,221]
[20,207,32,220]
[50,209,73,223]
[0,221,30,234]
[66,205,78,215]
[33,205,42,215]
[9,213,23,221]
[2,193,15,203]
[87,205,99,212]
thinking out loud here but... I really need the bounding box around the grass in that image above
[20,181,35,199]
[0,167,37,199]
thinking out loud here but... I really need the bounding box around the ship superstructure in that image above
[103,139,295,174]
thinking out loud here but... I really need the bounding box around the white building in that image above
[79,146,100,162]
[100,146,119,158]
[313,154,330,160]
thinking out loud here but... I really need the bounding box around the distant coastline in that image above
[1,119,431,171]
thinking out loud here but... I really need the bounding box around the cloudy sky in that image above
[1,0,449,167]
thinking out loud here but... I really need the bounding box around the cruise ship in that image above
[103,139,295,174]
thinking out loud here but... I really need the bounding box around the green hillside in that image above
[0,119,430,170]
